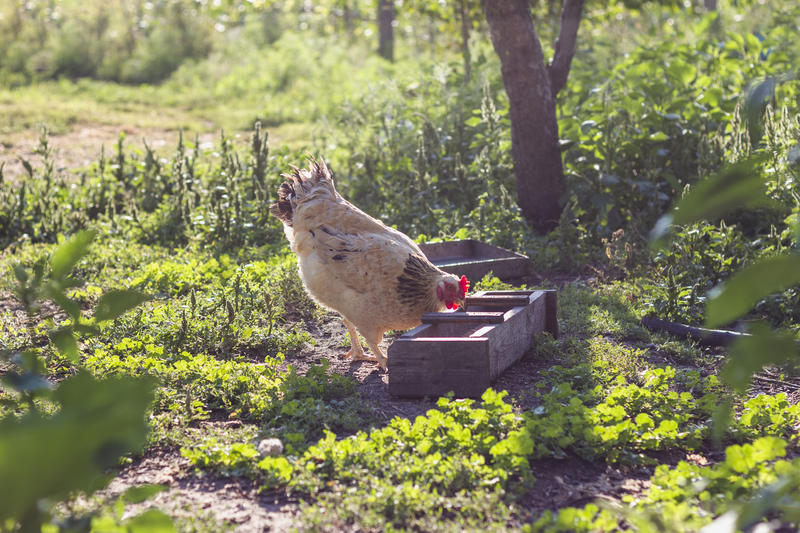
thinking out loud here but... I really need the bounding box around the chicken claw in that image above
[350,353,379,363]
[345,350,386,371]
[343,347,365,359]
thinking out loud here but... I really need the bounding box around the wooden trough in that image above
[417,240,530,281]
[388,290,558,398]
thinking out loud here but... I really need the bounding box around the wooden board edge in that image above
[545,289,558,338]
[472,240,530,260]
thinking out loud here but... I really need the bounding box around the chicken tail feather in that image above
[269,158,336,225]
[269,182,295,224]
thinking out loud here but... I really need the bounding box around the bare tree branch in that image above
[641,316,750,347]
[548,0,585,96]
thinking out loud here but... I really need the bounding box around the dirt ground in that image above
[99,305,800,531]
[103,447,297,532]
[0,125,221,182]
[100,313,660,532]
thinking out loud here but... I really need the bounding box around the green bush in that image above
[0,0,214,84]
[560,17,799,242]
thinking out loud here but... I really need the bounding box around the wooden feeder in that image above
[418,240,530,281]
[388,290,558,398]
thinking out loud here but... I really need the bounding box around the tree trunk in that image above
[458,0,471,82]
[342,2,354,35]
[704,0,717,10]
[377,0,394,61]
[482,0,563,232]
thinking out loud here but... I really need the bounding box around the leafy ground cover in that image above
[2,0,800,531]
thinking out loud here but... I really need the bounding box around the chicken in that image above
[269,160,469,371]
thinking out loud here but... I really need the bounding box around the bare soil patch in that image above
[102,447,297,532]
[285,314,440,421]
[523,456,651,514]
[1,125,221,181]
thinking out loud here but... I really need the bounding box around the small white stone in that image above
[257,438,284,457]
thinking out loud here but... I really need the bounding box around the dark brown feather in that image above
[269,182,295,225]
[396,253,440,304]
[269,158,334,226]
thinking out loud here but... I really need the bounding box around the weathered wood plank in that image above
[544,289,559,338]
[388,289,557,398]
[417,240,476,260]
[418,239,530,280]
[473,240,523,259]
[465,295,531,307]
[462,258,529,280]
[421,311,505,324]
[470,325,495,338]
[487,292,547,378]
[388,338,489,397]
[479,290,535,295]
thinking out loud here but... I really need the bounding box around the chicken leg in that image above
[361,328,388,372]
[342,318,378,363]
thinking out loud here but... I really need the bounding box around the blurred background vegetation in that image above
[1,0,798,329]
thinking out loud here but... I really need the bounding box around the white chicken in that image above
[270,160,469,371]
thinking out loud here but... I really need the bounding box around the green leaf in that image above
[121,484,169,504]
[650,155,771,245]
[72,323,101,336]
[795,216,800,247]
[667,60,696,85]
[700,87,724,108]
[706,255,800,328]
[504,430,534,456]
[744,77,776,145]
[45,286,81,321]
[0,372,156,524]
[735,477,794,531]
[93,290,151,323]
[125,508,176,532]
[13,265,28,283]
[672,154,771,224]
[49,327,80,362]
[721,323,798,393]
[3,372,54,395]
[50,230,96,281]
[725,444,752,474]
[711,397,733,445]
[634,413,654,429]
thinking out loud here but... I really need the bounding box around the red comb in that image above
[459,275,469,295]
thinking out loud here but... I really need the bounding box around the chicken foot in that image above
[342,318,378,363]
[342,319,387,371]
[361,328,388,372]
[363,338,388,372]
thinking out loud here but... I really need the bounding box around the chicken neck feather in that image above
[396,253,448,313]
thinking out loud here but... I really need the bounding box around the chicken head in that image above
[436,274,470,310]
